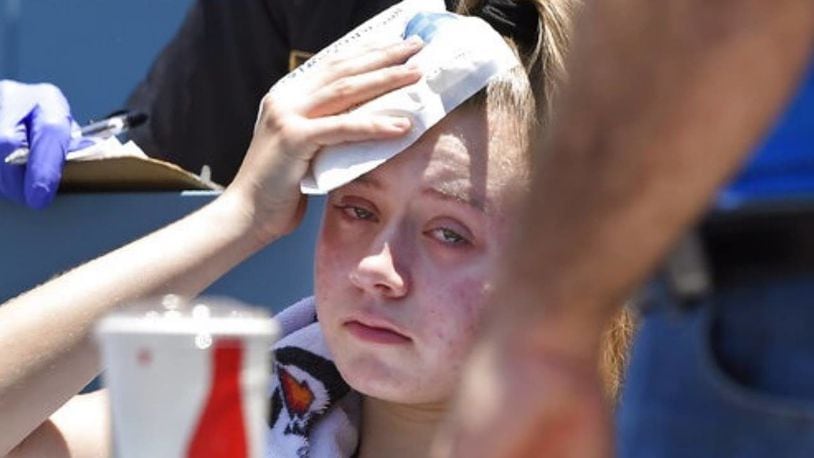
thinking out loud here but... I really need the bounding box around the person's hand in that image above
[0,80,78,209]
[432,321,614,458]
[226,37,424,243]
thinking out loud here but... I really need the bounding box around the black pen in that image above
[4,111,148,165]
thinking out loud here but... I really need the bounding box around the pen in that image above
[3,111,148,165]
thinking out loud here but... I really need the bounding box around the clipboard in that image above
[60,155,222,192]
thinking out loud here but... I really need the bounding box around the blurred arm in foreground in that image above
[435,1,814,457]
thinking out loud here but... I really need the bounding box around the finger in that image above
[316,36,423,87]
[318,37,402,68]
[0,80,31,132]
[0,96,28,205]
[0,123,26,158]
[24,100,71,209]
[305,64,422,117]
[305,114,412,147]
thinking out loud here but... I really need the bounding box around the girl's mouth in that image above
[344,320,412,344]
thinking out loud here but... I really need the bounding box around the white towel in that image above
[266,297,361,457]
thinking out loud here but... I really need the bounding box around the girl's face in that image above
[314,106,523,404]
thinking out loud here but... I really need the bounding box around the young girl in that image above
[0,1,624,457]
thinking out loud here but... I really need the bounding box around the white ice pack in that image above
[264,0,520,194]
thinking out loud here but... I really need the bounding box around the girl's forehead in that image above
[384,108,489,182]
[366,107,521,209]
[337,105,524,218]
[351,132,485,204]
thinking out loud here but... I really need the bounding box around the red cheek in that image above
[314,223,348,296]
[456,278,490,331]
[424,276,489,343]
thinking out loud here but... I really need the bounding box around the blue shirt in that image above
[718,55,814,209]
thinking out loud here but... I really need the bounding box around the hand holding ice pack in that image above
[262,0,520,194]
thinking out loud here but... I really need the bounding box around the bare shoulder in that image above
[7,390,110,458]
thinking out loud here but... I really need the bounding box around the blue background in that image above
[1,0,193,123]
[721,59,814,208]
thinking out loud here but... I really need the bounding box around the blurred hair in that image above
[457,0,578,150]
[600,307,637,403]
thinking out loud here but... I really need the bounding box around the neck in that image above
[358,396,447,458]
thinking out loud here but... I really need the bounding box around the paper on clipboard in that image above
[58,138,221,192]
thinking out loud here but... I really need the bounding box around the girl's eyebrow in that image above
[351,173,486,212]
[422,186,486,213]
[349,174,382,189]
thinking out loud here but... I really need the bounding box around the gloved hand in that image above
[0,80,81,209]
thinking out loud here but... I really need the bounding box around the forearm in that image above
[500,0,814,359]
[0,190,268,454]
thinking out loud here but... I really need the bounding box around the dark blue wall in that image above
[1,0,194,123]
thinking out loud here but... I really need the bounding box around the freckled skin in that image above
[314,106,523,405]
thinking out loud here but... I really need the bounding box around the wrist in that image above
[209,189,283,250]
[225,137,311,244]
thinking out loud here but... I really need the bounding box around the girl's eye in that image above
[429,228,469,246]
[342,205,376,221]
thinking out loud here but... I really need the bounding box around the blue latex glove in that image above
[0,80,82,209]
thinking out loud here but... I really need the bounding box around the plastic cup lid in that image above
[95,295,279,338]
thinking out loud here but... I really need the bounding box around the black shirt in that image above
[125,0,404,185]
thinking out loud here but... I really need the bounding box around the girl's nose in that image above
[348,241,408,299]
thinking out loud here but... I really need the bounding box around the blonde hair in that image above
[456,0,577,125]
[456,0,636,402]
[600,307,637,403]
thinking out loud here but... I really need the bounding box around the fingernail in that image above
[405,35,424,48]
[27,183,54,209]
[391,118,411,130]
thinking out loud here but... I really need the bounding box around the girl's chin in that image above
[346,371,451,405]
[339,361,417,400]
[332,345,452,402]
